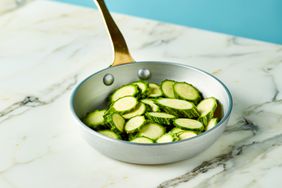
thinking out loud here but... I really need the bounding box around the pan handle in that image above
[95,0,135,66]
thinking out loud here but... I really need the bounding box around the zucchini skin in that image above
[197,97,218,125]
[141,99,160,112]
[145,112,176,125]
[131,80,149,98]
[198,113,213,126]
[156,98,200,118]
[83,109,107,129]
[104,113,125,133]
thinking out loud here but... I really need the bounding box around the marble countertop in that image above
[1,1,282,188]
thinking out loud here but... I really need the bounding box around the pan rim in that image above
[70,61,233,146]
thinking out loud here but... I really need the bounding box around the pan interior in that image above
[71,61,231,123]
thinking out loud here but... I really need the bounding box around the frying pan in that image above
[70,0,232,164]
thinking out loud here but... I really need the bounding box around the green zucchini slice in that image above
[178,131,197,140]
[206,118,218,131]
[173,82,202,104]
[161,80,176,98]
[110,85,139,102]
[141,99,160,112]
[98,130,120,139]
[132,81,149,98]
[145,112,176,125]
[148,83,163,98]
[122,103,146,119]
[84,109,106,129]
[197,97,218,125]
[156,98,200,118]
[174,118,204,131]
[138,123,165,140]
[130,136,154,144]
[125,116,146,134]
[105,113,125,133]
[112,96,138,114]
[170,127,185,134]
[156,133,177,143]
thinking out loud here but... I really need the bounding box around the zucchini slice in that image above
[145,112,176,125]
[84,109,106,129]
[161,80,176,98]
[174,82,202,104]
[206,118,218,131]
[148,83,163,98]
[132,81,149,98]
[197,97,218,125]
[156,133,177,143]
[98,130,120,139]
[174,118,204,131]
[156,98,200,118]
[105,113,125,133]
[178,131,197,140]
[138,123,166,140]
[130,136,154,144]
[170,127,185,134]
[112,96,138,114]
[122,103,146,119]
[125,116,146,134]
[141,99,160,112]
[110,85,139,102]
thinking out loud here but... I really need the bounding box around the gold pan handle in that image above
[94,0,135,66]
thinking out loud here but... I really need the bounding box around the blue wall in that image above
[56,0,282,44]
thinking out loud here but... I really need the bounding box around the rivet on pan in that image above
[103,73,114,86]
[138,68,151,80]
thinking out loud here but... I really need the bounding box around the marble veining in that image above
[0,1,282,188]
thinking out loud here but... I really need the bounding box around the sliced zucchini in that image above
[161,80,176,98]
[124,116,146,134]
[145,112,176,125]
[173,82,202,104]
[178,131,197,140]
[84,109,106,129]
[132,81,149,98]
[138,123,165,140]
[122,103,146,119]
[197,97,218,125]
[98,130,120,139]
[141,99,160,112]
[148,83,163,98]
[170,127,185,134]
[130,136,154,144]
[206,118,218,131]
[174,118,204,131]
[112,96,138,114]
[156,133,177,143]
[156,98,200,118]
[105,113,125,133]
[110,85,139,102]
